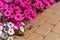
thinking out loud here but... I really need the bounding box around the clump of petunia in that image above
[0,0,56,40]
[0,22,25,40]
[0,0,56,29]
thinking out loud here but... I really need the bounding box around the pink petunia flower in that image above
[3,10,12,17]
[14,22,21,29]
[45,2,51,8]
[14,6,22,14]
[0,0,5,11]
[29,10,37,22]
[24,9,31,19]
[43,0,51,8]
[0,23,4,26]
[13,13,24,21]
[49,0,56,4]
[3,0,13,3]
[33,1,44,10]
[24,9,36,22]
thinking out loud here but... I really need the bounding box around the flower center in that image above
[17,16,20,18]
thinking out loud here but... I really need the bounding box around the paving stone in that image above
[26,33,43,40]
[52,22,60,34]
[50,2,60,11]
[13,36,25,40]
[44,32,60,40]
[35,22,53,36]
[54,10,60,16]
[46,15,60,25]
[23,24,38,38]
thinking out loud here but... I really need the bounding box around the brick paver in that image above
[46,15,60,25]
[50,2,60,11]
[13,36,25,40]
[44,32,60,40]
[35,22,53,36]
[14,2,60,40]
[54,10,60,16]
[26,33,43,40]
[52,22,60,34]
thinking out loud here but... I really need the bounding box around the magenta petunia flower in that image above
[29,10,37,22]
[49,0,56,3]
[14,6,22,14]
[14,0,22,3]
[3,10,12,20]
[43,0,48,4]
[19,2,27,10]
[24,9,36,22]
[0,0,5,11]
[13,13,24,21]
[14,22,21,29]
[0,23,4,26]
[45,2,51,8]
[43,0,51,8]
[0,5,4,11]
[10,18,16,23]
[3,10,12,17]
[23,1,32,9]
[3,0,13,3]
[33,1,44,10]
[24,9,30,18]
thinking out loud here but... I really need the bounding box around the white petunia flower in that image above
[20,26,24,32]
[4,26,9,33]
[7,37,13,40]
[7,22,14,29]
[0,30,2,35]
[21,22,25,26]
[0,34,2,37]
[8,29,15,35]
[0,30,2,37]
[4,29,7,33]
[2,33,8,39]
[0,26,3,30]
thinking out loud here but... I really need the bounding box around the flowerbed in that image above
[0,0,56,40]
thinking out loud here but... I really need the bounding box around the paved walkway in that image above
[14,2,60,40]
